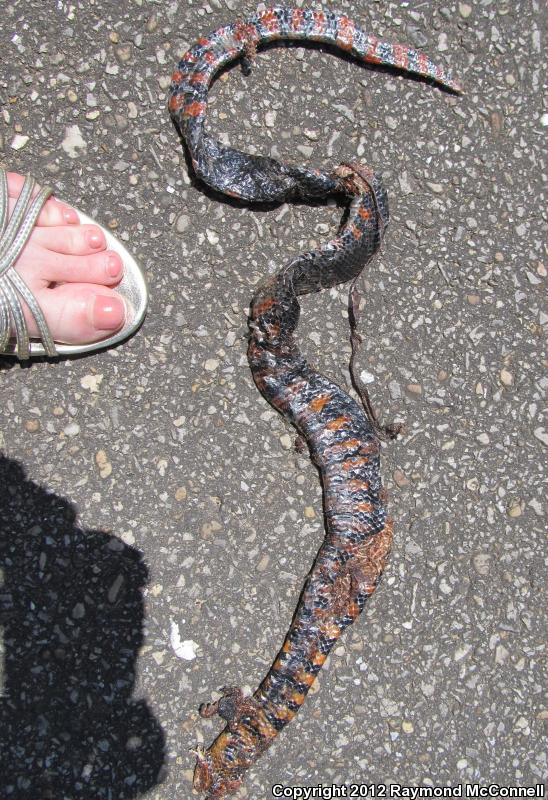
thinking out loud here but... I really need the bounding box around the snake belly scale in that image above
[169,6,461,797]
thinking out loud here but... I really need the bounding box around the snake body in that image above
[169,7,461,797]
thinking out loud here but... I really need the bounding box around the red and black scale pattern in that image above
[169,7,461,798]
[169,6,461,205]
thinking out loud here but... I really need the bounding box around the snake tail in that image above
[169,6,462,204]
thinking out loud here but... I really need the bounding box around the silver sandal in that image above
[0,169,148,359]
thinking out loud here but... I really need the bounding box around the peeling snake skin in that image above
[169,7,462,797]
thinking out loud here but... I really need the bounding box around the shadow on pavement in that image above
[0,455,165,799]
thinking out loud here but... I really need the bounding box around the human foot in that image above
[1,170,147,359]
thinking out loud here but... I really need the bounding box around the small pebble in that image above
[490,111,504,135]
[72,602,85,619]
[426,182,444,194]
[61,124,86,158]
[10,134,29,150]
[507,501,522,518]
[393,469,410,488]
[500,368,513,387]
[257,554,270,572]
[63,422,80,437]
[402,721,414,733]
[115,44,132,63]
[121,530,135,546]
[95,449,113,479]
[303,129,319,141]
[108,575,124,603]
[80,373,103,393]
[176,213,190,234]
[472,554,491,575]
[495,644,510,665]
[454,644,472,661]
[146,14,158,32]
[201,520,222,538]
[280,433,293,450]
[359,370,375,384]
[514,717,530,736]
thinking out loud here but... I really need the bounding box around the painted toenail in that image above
[62,207,79,224]
[87,229,104,249]
[92,295,126,330]
[106,254,122,278]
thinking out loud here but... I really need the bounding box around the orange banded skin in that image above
[193,169,392,798]
[169,6,462,205]
[169,7,462,798]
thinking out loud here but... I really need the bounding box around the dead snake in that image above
[169,6,462,797]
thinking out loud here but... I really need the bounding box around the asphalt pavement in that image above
[0,1,545,798]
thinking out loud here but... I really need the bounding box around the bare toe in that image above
[31,284,126,345]
[50,250,124,285]
[7,172,79,226]
[27,224,107,255]
[14,245,123,288]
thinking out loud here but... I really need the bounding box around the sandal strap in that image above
[0,168,58,359]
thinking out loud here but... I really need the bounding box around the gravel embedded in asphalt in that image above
[0,1,545,798]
